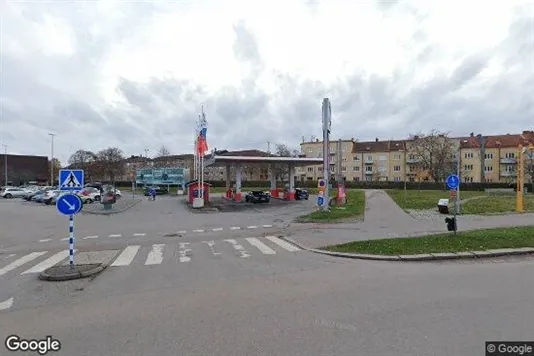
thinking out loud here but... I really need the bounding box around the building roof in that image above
[459,131,534,149]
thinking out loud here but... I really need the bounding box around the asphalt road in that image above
[1,248,533,356]
[0,195,315,250]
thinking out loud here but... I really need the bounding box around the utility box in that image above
[437,198,449,214]
[186,180,211,204]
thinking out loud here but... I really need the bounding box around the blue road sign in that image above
[317,195,324,206]
[56,193,83,216]
[446,174,460,190]
[59,169,84,192]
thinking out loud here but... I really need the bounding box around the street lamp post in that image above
[400,148,407,206]
[2,144,7,186]
[48,133,56,186]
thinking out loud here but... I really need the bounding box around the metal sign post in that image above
[57,169,84,270]
[446,174,460,234]
[321,98,331,212]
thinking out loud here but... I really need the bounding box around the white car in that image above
[1,187,28,199]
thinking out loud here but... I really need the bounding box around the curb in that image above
[39,263,106,281]
[277,236,534,262]
[82,199,142,215]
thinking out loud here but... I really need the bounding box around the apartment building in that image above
[298,131,534,183]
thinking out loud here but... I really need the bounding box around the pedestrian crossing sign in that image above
[59,169,84,192]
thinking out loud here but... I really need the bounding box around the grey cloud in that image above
[1,1,533,162]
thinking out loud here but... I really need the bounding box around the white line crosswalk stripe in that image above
[245,238,276,255]
[0,252,48,277]
[224,239,250,258]
[21,250,72,274]
[145,244,165,265]
[264,236,301,252]
[111,245,141,267]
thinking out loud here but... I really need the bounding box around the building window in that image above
[341,166,347,172]
[353,166,360,171]
[366,155,373,161]
[484,166,493,172]
[504,166,514,172]
[393,165,401,171]
[464,164,474,171]
[484,153,494,159]
[353,156,360,161]
[393,177,401,182]
[464,152,474,159]
[393,154,401,160]
[307,167,313,172]
[505,152,515,158]
[365,166,373,172]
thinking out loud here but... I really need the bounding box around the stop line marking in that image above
[36,224,279,243]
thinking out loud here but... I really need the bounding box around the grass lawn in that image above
[324,226,534,255]
[459,195,534,214]
[297,189,366,223]
[386,189,485,210]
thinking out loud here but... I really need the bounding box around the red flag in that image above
[197,136,208,156]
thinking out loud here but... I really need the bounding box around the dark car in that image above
[245,190,270,203]
[295,188,309,200]
[143,186,168,196]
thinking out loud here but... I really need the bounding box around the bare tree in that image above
[68,150,98,180]
[525,148,534,193]
[49,158,62,173]
[156,146,171,157]
[95,147,125,183]
[407,130,457,182]
[273,143,299,180]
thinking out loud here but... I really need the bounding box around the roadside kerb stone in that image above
[280,236,534,262]
[39,263,105,281]
[82,199,142,215]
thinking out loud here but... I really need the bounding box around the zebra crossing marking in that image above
[0,252,48,277]
[178,242,191,263]
[111,245,141,267]
[245,238,276,255]
[0,237,304,276]
[264,236,301,252]
[145,244,165,265]
[224,239,250,258]
[21,250,71,274]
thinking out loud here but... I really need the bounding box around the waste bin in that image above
[437,199,449,214]
[445,217,456,231]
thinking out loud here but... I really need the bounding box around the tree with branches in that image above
[68,150,98,180]
[94,147,125,183]
[407,130,457,182]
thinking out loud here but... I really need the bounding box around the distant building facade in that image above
[0,154,49,186]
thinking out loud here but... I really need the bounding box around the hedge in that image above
[109,180,519,192]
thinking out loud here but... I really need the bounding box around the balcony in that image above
[406,158,419,164]
[364,170,373,175]
[364,160,374,164]
[500,158,517,164]
[500,171,516,177]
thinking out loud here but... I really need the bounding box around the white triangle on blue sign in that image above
[61,172,82,188]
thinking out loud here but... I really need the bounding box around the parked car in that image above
[295,188,309,200]
[245,190,271,203]
[77,187,101,202]
[23,188,50,201]
[1,187,27,199]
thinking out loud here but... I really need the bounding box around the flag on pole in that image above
[196,108,208,156]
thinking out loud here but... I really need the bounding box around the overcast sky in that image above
[1,0,533,164]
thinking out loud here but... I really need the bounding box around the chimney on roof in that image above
[470,132,474,137]
[315,138,319,142]
[413,135,419,140]
[375,138,379,142]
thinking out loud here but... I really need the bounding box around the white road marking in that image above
[245,238,276,255]
[60,238,69,241]
[264,236,301,252]
[7,254,16,258]
[111,245,140,267]
[133,233,146,237]
[192,229,204,233]
[177,230,187,234]
[0,298,13,311]
[212,228,223,231]
[230,227,241,230]
[21,250,71,274]
[39,239,51,243]
[83,236,99,239]
[262,225,273,228]
[0,252,48,277]
[178,242,191,263]
[202,241,221,256]
[247,226,258,229]
[145,244,165,265]
[109,234,122,238]
[224,239,250,258]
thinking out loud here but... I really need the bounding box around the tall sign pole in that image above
[321,98,331,211]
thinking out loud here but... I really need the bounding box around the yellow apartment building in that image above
[298,131,534,184]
